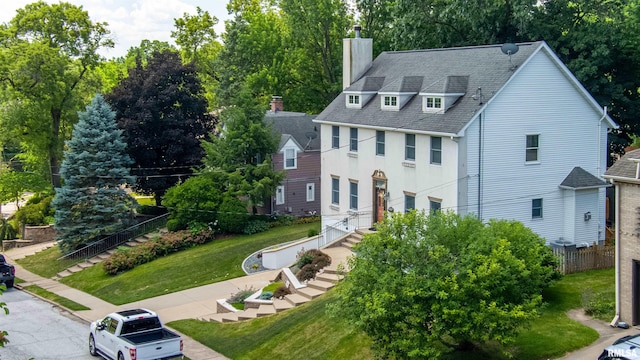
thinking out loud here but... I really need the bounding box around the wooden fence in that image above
[552,243,615,275]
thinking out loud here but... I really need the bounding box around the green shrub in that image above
[137,205,167,216]
[312,252,332,269]
[102,229,215,274]
[227,287,256,306]
[217,196,249,234]
[296,264,318,282]
[243,220,269,235]
[273,285,291,299]
[166,219,187,232]
[0,218,17,240]
[582,287,615,319]
[307,228,319,237]
[295,248,315,268]
[162,174,222,226]
[295,215,320,224]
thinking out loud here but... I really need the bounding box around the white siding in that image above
[462,50,608,244]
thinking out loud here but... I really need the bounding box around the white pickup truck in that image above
[89,308,183,360]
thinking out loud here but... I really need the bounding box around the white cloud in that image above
[0,0,229,58]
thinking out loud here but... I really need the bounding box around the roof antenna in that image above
[501,43,519,70]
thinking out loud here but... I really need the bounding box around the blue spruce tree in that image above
[53,94,135,253]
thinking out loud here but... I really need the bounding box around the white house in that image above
[314,35,617,246]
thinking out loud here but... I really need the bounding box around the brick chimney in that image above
[343,25,373,90]
[270,95,284,112]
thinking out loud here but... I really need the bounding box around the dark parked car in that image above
[0,254,15,288]
[598,334,640,360]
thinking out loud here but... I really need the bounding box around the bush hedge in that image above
[102,229,215,275]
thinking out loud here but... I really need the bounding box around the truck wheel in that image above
[5,280,13,288]
[118,352,125,360]
[89,334,98,356]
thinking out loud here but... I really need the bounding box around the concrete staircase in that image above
[54,230,164,279]
[201,267,345,323]
[339,228,373,250]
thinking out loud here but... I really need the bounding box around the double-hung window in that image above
[532,198,543,218]
[331,177,339,205]
[430,199,441,213]
[332,126,339,149]
[526,134,539,162]
[405,134,416,161]
[284,148,296,169]
[349,181,358,210]
[405,194,415,213]
[306,183,315,202]
[376,131,385,156]
[350,128,358,152]
[430,136,442,164]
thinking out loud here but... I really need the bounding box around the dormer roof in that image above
[379,76,423,93]
[345,76,385,92]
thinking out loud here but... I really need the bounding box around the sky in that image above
[0,0,231,58]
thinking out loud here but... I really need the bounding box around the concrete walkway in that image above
[3,242,353,360]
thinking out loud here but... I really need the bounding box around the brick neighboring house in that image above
[603,148,640,326]
[265,97,320,217]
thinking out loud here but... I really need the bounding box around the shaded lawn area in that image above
[59,222,318,305]
[169,269,613,360]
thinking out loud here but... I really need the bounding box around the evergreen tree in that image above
[53,94,135,253]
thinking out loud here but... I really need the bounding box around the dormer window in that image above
[384,96,397,107]
[348,95,360,105]
[381,95,400,110]
[426,97,442,109]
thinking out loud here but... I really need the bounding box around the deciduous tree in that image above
[329,211,560,359]
[106,50,215,205]
[0,1,113,187]
[53,95,135,253]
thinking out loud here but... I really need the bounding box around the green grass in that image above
[22,284,90,311]
[58,223,318,305]
[169,290,374,360]
[15,246,81,278]
[169,269,613,360]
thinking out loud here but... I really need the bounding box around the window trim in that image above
[306,183,315,202]
[350,127,358,152]
[405,134,416,161]
[331,177,339,205]
[532,198,543,219]
[332,126,339,149]
[376,130,385,156]
[348,94,360,105]
[526,134,539,163]
[284,148,297,169]
[430,136,442,165]
[276,185,285,205]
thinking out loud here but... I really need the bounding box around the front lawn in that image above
[169,269,613,360]
[58,222,318,304]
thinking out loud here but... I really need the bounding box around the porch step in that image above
[273,298,294,312]
[316,272,343,283]
[237,308,260,320]
[208,312,239,323]
[285,293,310,306]
[307,279,335,292]
[296,286,325,300]
[257,304,277,316]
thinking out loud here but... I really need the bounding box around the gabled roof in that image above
[559,167,608,189]
[316,41,617,136]
[604,149,640,183]
[265,111,319,151]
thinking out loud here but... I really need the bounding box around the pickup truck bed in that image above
[121,328,180,345]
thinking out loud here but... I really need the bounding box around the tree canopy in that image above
[105,50,216,205]
[53,94,135,253]
[0,1,113,187]
[328,211,560,359]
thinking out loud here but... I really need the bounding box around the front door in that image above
[371,170,387,226]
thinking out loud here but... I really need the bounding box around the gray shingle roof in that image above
[316,41,544,135]
[265,111,319,151]
[604,149,640,180]
[560,167,608,189]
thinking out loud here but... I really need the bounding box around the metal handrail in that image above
[57,213,169,261]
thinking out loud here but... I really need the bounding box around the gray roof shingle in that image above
[604,149,640,180]
[265,111,319,151]
[316,41,544,135]
[560,167,608,189]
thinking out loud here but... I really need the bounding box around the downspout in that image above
[598,106,607,245]
[610,180,620,327]
[478,112,483,219]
